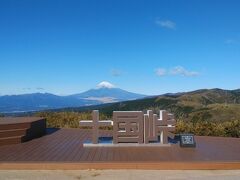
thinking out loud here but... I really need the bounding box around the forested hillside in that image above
[36,88,240,137]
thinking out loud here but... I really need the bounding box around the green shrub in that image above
[175,119,240,137]
[36,111,240,138]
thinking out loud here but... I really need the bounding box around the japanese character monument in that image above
[80,110,177,146]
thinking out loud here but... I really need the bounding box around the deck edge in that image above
[0,162,240,170]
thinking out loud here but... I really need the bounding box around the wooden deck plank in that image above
[66,130,87,162]
[99,147,107,161]
[32,132,69,161]
[23,130,67,161]
[71,131,89,162]
[28,130,69,161]
[47,130,79,161]
[59,130,84,162]
[107,147,114,161]
[0,128,239,164]
[112,147,120,161]
[91,147,102,161]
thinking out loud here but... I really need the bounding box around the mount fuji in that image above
[70,81,146,103]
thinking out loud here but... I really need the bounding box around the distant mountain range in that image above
[2,82,240,124]
[71,88,239,123]
[0,82,146,113]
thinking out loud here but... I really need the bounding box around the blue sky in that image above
[0,0,240,95]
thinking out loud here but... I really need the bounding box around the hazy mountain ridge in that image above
[0,93,99,113]
[0,87,146,113]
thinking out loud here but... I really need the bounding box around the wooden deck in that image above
[0,117,46,146]
[0,128,239,170]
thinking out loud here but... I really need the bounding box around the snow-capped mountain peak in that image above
[96,81,115,89]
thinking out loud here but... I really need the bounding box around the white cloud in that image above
[110,69,122,77]
[97,81,115,89]
[155,68,167,76]
[155,19,176,29]
[36,87,45,90]
[170,66,199,77]
[155,66,199,77]
[225,38,240,45]
[22,88,31,90]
